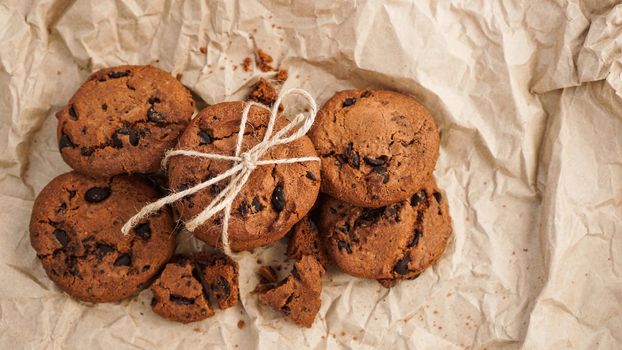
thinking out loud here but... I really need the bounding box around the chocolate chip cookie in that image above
[167,102,321,251]
[57,65,194,177]
[151,252,239,323]
[287,216,330,268]
[29,171,175,303]
[257,255,324,328]
[309,89,440,207]
[317,178,452,281]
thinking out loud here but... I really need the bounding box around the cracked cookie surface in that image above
[317,178,452,281]
[56,65,194,177]
[150,252,238,323]
[167,102,321,251]
[309,89,440,207]
[29,171,175,303]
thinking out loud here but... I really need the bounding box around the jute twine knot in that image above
[121,88,319,256]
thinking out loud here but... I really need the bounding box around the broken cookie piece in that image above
[150,257,214,323]
[151,252,239,323]
[249,77,278,106]
[257,255,324,328]
[287,216,330,268]
[194,252,239,309]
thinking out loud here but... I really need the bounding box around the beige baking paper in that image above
[0,1,620,349]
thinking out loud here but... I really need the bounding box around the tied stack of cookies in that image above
[29,63,452,329]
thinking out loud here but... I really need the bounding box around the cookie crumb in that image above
[248,78,278,106]
[242,57,252,72]
[276,69,288,82]
[200,47,207,54]
[237,320,245,329]
[256,49,274,72]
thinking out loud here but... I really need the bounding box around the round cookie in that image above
[309,89,440,207]
[167,102,321,251]
[29,171,175,303]
[317,179,452,280]
[56,65,194,177]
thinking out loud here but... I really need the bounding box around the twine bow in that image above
[121,88,320,255]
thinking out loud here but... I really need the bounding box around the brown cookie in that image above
[168,102,321,251]
[317,179,452,281]
[257,255,324,328]
[309,89,440,207]
[151,256,214,323]
[150,252,239,323]
[287,216,330,268]
[29,171,175,303]
[57,65,194,177]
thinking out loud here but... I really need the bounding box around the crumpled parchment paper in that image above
[0,1,620,349]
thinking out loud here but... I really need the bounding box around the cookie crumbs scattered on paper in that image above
[242,57,252,72]
[237,320,245,329]
[256,49,274,72]
[276,69,288,81]
[249,78,278,106]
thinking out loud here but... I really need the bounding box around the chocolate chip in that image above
[433,191,442,204]
[281,305,291,315]
[410,190,427,206]
[59,134,75,149]
[101,103,107,111]
[291,266,301,280]
[219,276,231,296]
[363,155,388,166]
[343,142,360,169]
[114,253,132,267]
[372,166,389,183]
[68,106,78,120]
[252,197,264,212]
[129,130,139,146]
[238,201,249,216]
[68,190,76,199]
[107,70,130,79]
[96,243,114,259]
[57,202,67,213]
[170,295,195,305]
[271,182,285,212]
[361,90,372,98]
[147,107,166,122]
[142,265,151,272]
[305,171,317,181]
[66,256,79,276]
[134,223,151,240]
[342,97,356,107]
[80,147,92,156]
[85,187,111,203]
[111,133,123,148]
[394,256,411,275]
[148,96,161,104]
[198,130,213,145]
[337,240,352,253]
[409,229,422,247]
[356,207,386,225]
[53,229,68,247]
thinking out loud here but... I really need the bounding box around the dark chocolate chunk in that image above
[372,166,389,183]
[85,187,111,203]
[252,196,265,212]
[291,265,301,280]
[198,130,213,145]
[113,253,132,267]
[342,97,356,107]
[68,190,76,199]
[68,106,78,120]
[53,229,68,247]
[80,147,93,156]
[343,142,360,169]
[337,240,352,253]
[219,276,231,296]
[147,107,166,122]
[111,133,123,148]
[148,96,161,104]
[433,191,442,204]
[305,171,317,181]
[134,223,151,240]
[271,182,285,212]
[394,256,411,275]
[410,190,427,206]
[101,103,107,111]
[356,207,386,225]
[363,155,388,166]
[59,134,75,149]
[170,294,195,305]
[281,305,291,315]
[238,201,249,216]
[129,130,139,146]
[409,229,422,248]
[107,70,130,79]
[96,243,114,259]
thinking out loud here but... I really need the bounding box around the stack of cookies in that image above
[29,64,451,328]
